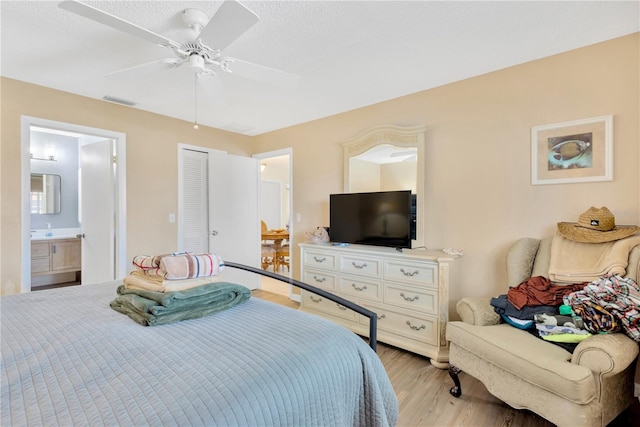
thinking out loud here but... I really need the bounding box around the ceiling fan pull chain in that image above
[193,74,199,130]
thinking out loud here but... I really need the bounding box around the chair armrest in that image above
[571,333,639,375]
[456,297,501,326]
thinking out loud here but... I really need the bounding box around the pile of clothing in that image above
[564,275,640,342]
[110,253,250,326]
[491,276,591,351]
[493,207,640,349]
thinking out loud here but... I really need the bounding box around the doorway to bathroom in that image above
[20,116,127,292]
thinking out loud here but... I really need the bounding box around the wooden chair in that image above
[274,243,290,272]
[261,220,276,271]
[261,244,275,271]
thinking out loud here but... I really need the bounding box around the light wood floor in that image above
[252,289,640,427]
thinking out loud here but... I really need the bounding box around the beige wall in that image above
[381,162,417,192]
[1,78,252,295]
[349,160,417,193]
[2,33,638,308]
[252,33,640,316]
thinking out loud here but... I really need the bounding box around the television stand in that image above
[299,243,460,367]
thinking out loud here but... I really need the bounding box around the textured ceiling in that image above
[2,1,639,136]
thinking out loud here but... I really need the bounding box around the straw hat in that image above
[557,207,640,243]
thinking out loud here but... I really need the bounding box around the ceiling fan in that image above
[58,0,300,93]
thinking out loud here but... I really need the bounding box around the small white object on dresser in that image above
[299,243,460,368]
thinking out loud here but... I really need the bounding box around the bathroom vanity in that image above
[31,235,81,287]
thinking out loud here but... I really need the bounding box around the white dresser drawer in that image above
[363,303,438,346]
[303,250,337,271]
[384,259,437,287]
[338,276,381,301]
[301,290,358,321]
[384,283,437,314]
[302,269,336,291]
[339,254,382,278]
[299,242,457,362]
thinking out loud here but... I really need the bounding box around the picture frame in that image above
[531,115,613,185]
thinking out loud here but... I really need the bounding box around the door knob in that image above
[211,230,219,236]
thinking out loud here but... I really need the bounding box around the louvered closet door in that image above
[181,149,209,254]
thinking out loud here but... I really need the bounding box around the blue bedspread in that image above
[1,281,398,426]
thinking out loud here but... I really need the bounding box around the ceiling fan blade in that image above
[198,0,259,51]
[224,58,300,88]
[59,0,179,48]
[103,59,182,79]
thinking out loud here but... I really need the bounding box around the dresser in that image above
[299,243,459,368]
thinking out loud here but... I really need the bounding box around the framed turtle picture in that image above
[531,115,613,185]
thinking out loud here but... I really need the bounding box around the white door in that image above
[80,139,115,284]
[208,152,260,288]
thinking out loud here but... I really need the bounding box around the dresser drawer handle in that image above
[351,283,367,291]
[352,261,367,269]
[310,296,322,303]
[400,268,419,277]
[337,304,347,311]
[400,292,419,302]
[313,276,326,283]
[313,256,327,263]
[406,321,426,331]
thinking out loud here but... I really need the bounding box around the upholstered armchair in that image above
[446,236,640,427]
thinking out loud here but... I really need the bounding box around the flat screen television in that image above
[329,190,414,249]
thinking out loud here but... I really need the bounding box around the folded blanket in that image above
[132,253,225,279]
[549,231,640,283]
[132,254,169,270]
[109,282,250,326]
[123,271,217,293]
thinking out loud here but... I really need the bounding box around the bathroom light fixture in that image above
[30,152,56,162]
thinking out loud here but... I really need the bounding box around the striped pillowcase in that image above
[133,253,225,280]
[159,253,225,280]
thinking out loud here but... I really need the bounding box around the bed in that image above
[1,264,398,426]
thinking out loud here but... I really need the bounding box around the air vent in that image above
[102,95,136,106]
[224,122,255,133]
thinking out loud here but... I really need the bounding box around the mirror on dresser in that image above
[342,125,426,249]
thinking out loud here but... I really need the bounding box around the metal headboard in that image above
[224,262,378,352]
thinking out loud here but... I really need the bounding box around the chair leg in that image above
[448,364,462,397]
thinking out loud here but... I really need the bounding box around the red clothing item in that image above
[507,276,587,310]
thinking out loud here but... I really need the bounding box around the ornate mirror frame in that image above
[342,125,426,249]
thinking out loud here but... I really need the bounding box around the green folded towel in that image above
[110,282,251,326]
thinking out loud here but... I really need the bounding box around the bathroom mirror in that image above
[343,125,426,248]
[30,173,61,214]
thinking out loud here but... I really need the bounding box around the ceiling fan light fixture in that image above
[189,54,205,70]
